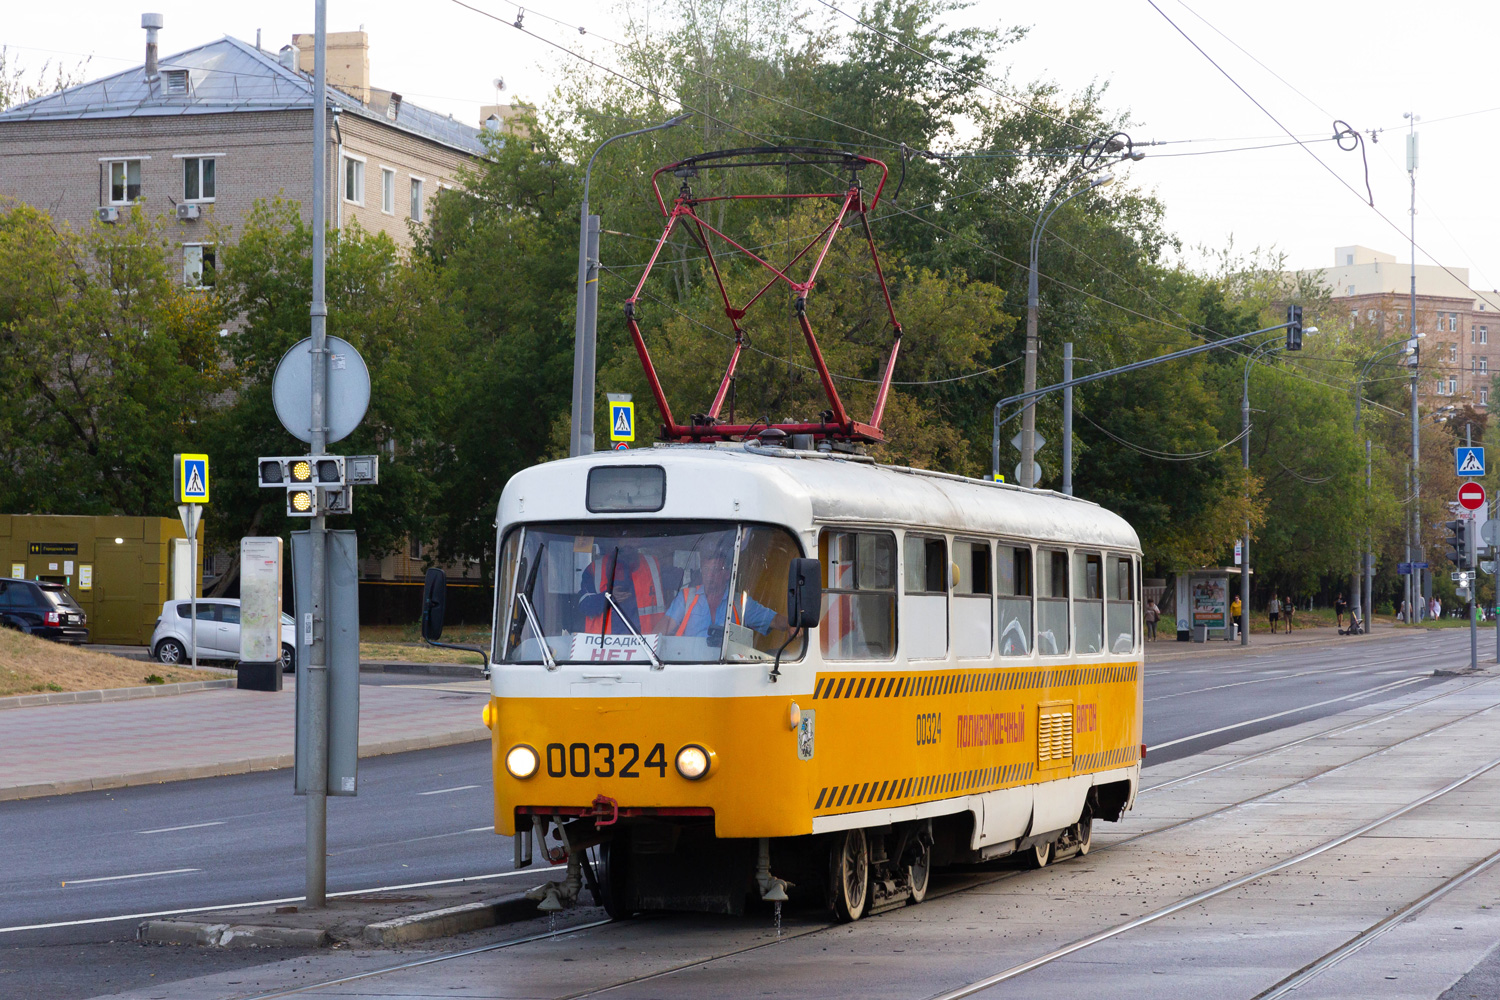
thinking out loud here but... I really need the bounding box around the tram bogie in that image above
[425,444,1144,923]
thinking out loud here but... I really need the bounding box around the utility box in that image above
[0,514,202,645]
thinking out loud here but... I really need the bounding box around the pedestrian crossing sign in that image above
[610,400,635,443]
[1457,446,1485,477]
[177,453,210,503]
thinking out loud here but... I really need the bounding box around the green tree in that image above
[0,202,229,515]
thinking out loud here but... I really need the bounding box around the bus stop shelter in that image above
[1173,567,1250,641]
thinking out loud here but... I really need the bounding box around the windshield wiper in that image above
[516,592,555,670]
[602,591,663,670]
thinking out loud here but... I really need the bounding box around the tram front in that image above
[425,455,822,917]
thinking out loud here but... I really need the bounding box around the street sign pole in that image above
[176,503,200,668]
[1468,429,1479,672]
[307,0,330,910]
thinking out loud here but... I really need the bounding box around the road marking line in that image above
[62,868,200,887]
[137,821,226,835]
[418,784,481,796]
[3,868,544,933]
[1149,675,1425,752]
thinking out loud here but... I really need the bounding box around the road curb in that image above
[0,726,490,802]
[362,895,538,945]
[138,920,331,949]
[0,678,236,711]
[360,660,485,678]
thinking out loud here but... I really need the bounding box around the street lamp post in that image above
[1240,337,1287,646]
[1019,172,1114,488]
[570,113,691,458]
[1354,336,1422,629]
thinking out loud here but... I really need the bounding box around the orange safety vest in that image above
[584,555,666,634]
[671,586,741,636]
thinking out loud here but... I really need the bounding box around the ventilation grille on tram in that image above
[1037,705,1074,766]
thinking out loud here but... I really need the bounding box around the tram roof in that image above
[499,445,1141,553]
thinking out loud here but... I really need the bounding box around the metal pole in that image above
[568,115,690,458]
[1021,253,1039,488]
[306,0,330,910]
[1408,114,1421,623]
[1366,439,1373,630]
[1470,426,1479,670]
[1351,375,1363,625]
[1242,358,1252,646]
[189,506,198,668]
[1062,342,1073,496]
[580,216,601,455]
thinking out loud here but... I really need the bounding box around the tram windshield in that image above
[496,521,806,665]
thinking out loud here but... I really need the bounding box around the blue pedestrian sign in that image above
[176,453,210,503]
[1457,446,1486,477]
[609,399,635,443]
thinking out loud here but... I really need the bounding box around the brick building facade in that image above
[1299,246,1500,411]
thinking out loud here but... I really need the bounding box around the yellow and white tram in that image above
[428,441,1143,921]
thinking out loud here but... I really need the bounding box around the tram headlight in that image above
[481,701,497,729]
[505,744,539,779]
[675,744,714,780]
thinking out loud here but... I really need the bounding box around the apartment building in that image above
[0,16,505,593]
[1299,246,1500,410]
[0,16,489,286]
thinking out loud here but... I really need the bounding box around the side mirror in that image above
[787,558,822,629]
[421,567,448,642]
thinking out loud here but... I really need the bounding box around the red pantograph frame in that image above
[624,147,904,443]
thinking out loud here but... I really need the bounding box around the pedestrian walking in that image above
[1268,592,1282,634]
[1231,594,1242,624]
[1284,598,1295,631]
[1433,596,1443,620]
[1335,592,1348,629]
[1144,599,1159,640]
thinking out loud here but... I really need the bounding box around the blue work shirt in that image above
[666,585,775,637]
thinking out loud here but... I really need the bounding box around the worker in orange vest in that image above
[580,547,666,635]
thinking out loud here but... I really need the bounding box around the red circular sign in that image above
[1459,482,1487,510]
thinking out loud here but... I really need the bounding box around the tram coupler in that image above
[754,837,791,902]
[525,813,611,912]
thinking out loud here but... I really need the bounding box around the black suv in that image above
[0,579,89,643]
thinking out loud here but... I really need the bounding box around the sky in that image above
[7,1,1499,291]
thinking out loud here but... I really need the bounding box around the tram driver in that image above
[661,549,786,640]
[577,547,667,635]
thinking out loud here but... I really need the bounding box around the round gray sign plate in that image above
[271,336,371,444]
[1482,519,1500,547]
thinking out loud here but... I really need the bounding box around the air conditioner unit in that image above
[176,203,201,220]
[96,206,119,223]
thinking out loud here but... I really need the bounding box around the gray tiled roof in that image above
[0,35,486,157]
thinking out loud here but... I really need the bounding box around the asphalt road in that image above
[0,629,1465,949]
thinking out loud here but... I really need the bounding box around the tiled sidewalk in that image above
[0,679,491,801]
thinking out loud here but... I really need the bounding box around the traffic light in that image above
[258,455,375,516]
[1286,304,1304,351]
[1445,520,1470,568]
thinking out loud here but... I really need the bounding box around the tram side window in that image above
[952,539,992,657]
[996,545,1033,656]
[821,530,897,660]
[1106,553,1135,652]
[1074,550,1104,654]
[730,526,807,662]
[1036,549,1070,655]
[902,535,947,659]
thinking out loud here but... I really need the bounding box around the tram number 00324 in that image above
[916,712,942,746]
[545,742,668,778]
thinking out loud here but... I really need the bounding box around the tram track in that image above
[221,672,1500,1000]
[924,751,1500,999]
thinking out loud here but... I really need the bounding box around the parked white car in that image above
[150,599,298,672]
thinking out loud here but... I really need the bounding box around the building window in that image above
[343,156,365,205]
[1347,285,1356,295]
[380,167,395,214]
[1482,358,1489,373]
[1483,388,1490,406]
[1450,343,1459,364]
[1397,311,1405,329]
[182,157,215,202]
[1450,378,1458,395]
[409,538,423,559]
[182,244,215,288]
[107,159,142,204]
[1450,312,1460,332]
[1436,380,1446,396]
[1346,253,1355,265]
[164,69,190,95]
[409,177,424,221]
[1483,326,1490,345]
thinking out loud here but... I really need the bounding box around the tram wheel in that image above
[829,828,869,922]
[1073,808,1093,857]
[906,837,931,906]
[1023,838,1052,869]
[597,841,635,920]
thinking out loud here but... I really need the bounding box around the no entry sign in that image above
[1459,481,1487,510]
